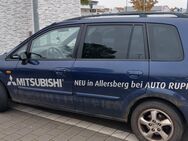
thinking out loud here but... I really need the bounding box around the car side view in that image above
[0,12,188,141]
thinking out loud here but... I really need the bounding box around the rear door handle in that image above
[127,70,143,79]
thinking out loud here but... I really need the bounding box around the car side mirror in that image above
[19,52,28,61]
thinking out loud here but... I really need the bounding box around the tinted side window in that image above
[82,25,132,59]
[148,24,183,61]
[128,26,146,59]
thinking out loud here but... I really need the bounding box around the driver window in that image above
[30,27,80,59]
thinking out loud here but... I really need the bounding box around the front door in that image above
[73,24,149,118]
[11,25,81,109]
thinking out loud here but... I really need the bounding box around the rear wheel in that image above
[131,100,184,141]
[0,83,8,112]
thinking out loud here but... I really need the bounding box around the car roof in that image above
[53,12,188,26]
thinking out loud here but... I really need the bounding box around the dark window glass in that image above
[82,25,132,59]
[148,24,183,61]
[128,26,146,59]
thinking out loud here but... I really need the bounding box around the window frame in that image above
[77,23,149,61]
[7,24,83,61]
[146,23,184,62]
[6,41,30,61]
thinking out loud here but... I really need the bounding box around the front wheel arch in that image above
[0,80,11,100]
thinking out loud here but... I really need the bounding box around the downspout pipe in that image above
[32,0,39,33]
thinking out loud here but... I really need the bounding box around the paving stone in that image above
[125,134,139,141]
[56,123,72,131]
[47,128,65,136]
[63,126,83,137]
[31,127,51,136]
[3,133,22,141]
[0,121,15,129]
[99,126,116,135]
[8,115,30,124]
[16,127,33,136]
[10,122,27,130]
[28,109,42,115]
[52,134,71,141]
[36,119,50,125]
[2,125,21,135]
[105,136,125,141]
[65,118,81,126]
[20,107,35,113]
[69,135,87,141]
[55,116,70,123]
[0,139,9,141]
[19,134,38,141]
[26,123,45,130]
[46,114,61,120]
[22,119,37,126]
[111,130,130,139]
[76,121,92,128]
[0,117,11,124]
[0,132,8,139]
[41,121,61,130]
[37,134,54,141]
[86,132,109,141]
[77,129,96,138]
[38,111,53,118]
[87,123,104,132]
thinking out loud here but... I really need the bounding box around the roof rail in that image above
[67,12,188,21]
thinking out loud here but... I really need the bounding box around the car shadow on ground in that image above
[16,103,132,132]
[13,103,188,141]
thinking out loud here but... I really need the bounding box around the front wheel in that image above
[131,100,184,141]
[0,83,8,112]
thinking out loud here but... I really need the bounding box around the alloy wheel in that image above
[138,109,174,141]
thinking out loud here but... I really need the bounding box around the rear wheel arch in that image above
[126,96,186,125]
[131,99,184,141]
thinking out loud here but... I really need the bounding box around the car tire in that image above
[131,100,184,141]
[0,83,8,112]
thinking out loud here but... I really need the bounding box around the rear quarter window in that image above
[148,24,183,61]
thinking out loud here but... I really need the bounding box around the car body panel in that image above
[0,16,188,123]
[72,60,149,118]
[13,60,74,109]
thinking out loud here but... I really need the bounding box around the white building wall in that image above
[38,0,81,29]
[0,0,33,54]
[0,0,81,54]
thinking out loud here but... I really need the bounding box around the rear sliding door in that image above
[72,23,149,119]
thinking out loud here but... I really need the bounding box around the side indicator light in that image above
[5,70,12,74]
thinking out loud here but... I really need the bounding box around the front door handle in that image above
[127,70,143,79]
[55,68,70,76]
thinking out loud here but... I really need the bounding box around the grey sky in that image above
[97,0,187,9]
